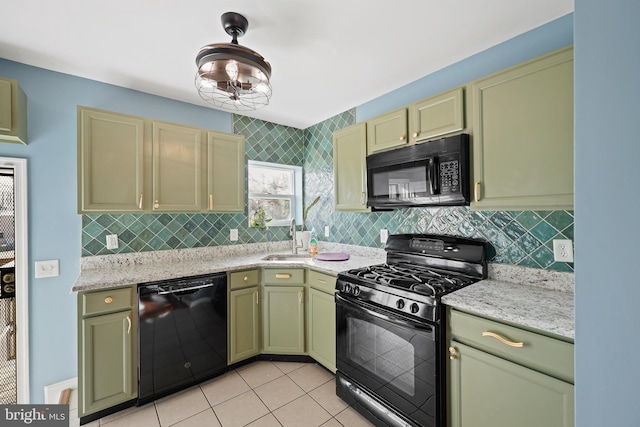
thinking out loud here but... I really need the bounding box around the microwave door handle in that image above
[428,157,439,195]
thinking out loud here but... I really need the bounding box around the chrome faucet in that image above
[290,218,303,254]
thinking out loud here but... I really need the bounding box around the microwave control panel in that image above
[439,153,460,194]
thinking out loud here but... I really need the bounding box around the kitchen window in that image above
[248,160,302,227]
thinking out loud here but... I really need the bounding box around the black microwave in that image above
[366,133,470,209]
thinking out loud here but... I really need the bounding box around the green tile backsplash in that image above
[81,111,574,272]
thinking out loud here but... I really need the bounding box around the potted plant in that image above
[297,196,320,250]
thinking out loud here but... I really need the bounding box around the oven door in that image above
[336,293,438,427]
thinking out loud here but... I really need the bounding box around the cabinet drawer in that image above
[229,269,260,290]
[81,287,133,317]
[449,309,574,383]
[308,270,336,294]
[263,268,305,285]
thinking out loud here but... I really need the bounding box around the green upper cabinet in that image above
[471,46,574,210]
[409,87,465,144]
[366,107,408,154]
[78,106,244,213]
[333,123,369,212]
[206,131,245,212]
[152,122,202,212]
[0,77,27,145]
[78,108,145,213]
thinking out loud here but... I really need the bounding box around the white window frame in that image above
[248,160,302,227]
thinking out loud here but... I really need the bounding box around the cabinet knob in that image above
[449,346,457,360]
[154,200,160,209]
[243,275,249,282]
[399,135,406,141]
[104,297,113,304]
[413,132,418,138]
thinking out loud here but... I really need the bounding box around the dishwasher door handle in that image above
[157,282,215,295]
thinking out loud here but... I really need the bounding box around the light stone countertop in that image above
[442,278,575,340]
[72,241,387,292]
[73,241,575,340]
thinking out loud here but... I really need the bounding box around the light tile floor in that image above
[80,361,374,427]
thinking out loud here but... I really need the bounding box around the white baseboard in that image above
[44,377,77,410]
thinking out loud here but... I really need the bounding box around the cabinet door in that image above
[207,131,245,212]
[229,286,260,364]
[471,47,574,210]
[448,341,574,427]
[152,122,202,212]
[333,123,369,212]
[366,108,408,154]
[308,288,336,372]
[78,108,145,213]
[262,286,305,354]
[0,78,27,144]
[79,310,136,417]
[409,87,464,144]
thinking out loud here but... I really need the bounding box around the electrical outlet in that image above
[380,229,389,244]
[106,234,119,250]
[324,226,330,238]
[35,260,59,278]
[553,239,574,262]
[230,229,238,241]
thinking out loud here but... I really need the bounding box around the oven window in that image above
[348,318,416,396]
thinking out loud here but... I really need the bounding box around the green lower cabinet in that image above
[448,341,574,427]
[262,285,305,354]
[79,310,136,417]
[307,288,336,372]
[229,286,261,364]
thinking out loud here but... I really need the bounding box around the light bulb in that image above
[225,61,239,81]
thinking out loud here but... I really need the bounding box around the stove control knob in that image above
[396,299,405,309]
[410,303,420,314]
[352,286,361,296]
[343,284,352,294]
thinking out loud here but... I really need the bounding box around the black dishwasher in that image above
[138,273,227,404]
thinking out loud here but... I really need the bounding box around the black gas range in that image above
[335,234,487,427]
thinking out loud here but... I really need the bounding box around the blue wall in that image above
[575,0,640,425]
[0,61,231,402]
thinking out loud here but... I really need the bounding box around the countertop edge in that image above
[442,279,575,340]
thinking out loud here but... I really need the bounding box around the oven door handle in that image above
[336,293,435,338]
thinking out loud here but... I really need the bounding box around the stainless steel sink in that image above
[261,254,314,262]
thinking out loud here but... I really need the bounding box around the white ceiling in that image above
[1,1,573,129]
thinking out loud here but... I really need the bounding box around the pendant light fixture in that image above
[195,12,272,111]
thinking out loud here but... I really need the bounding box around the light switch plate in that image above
[106,234,119,250]
[380,229,389,244]
[553,239,574,262]
[230,229,238,241]
[324,226,330,237]
[35,259,59,278]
